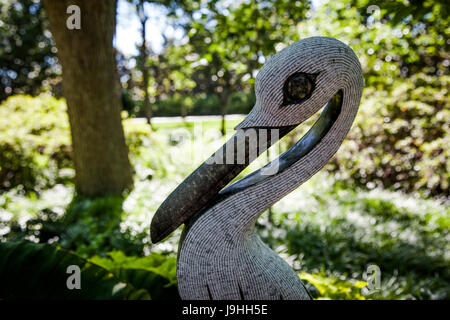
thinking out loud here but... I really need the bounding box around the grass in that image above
[127,117,243,131]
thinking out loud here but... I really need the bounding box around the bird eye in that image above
[282,73,316,106]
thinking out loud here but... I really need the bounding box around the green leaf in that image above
[89,250,180,300]
[0,241,150,300]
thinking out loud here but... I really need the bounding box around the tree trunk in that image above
[219,90,231,136]
[139,16,152,125]
[43,0,133,197]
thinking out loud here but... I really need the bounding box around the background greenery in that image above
[0,0,448,300]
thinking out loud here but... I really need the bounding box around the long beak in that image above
[150,125,294,243]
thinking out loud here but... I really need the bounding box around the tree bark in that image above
[138,1,152,125]
[43,0,133,197]
[219,89,231,136]
[140,21,152,124]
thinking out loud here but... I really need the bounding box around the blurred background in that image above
[0,0,448,300]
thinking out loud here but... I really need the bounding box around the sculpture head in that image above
[237,36,362,129]
[150,36,363,243]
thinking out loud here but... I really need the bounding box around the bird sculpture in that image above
[150,37,364,300]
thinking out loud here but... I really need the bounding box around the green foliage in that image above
[351,0,448,80]
[0,93,249,194]
[0,94,71,192]
[149,91,254,117]
[59,196,147,257]
[293,0,449,196]
[1,118,448,300]
[330,74,449,196]
[0,241,150,300]
[258,175,450,300]
[1,198,179,299]
[180,0,310,121]
[1,0,449,300]
[0,0,58,102]
[90,250,179,300]
[5,195,146,258]
[122,0,449,196]
[300,271,367,300]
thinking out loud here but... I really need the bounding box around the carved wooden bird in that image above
[150,37,364,300]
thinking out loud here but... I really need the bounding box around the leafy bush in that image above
[0,241,150,300]
[329,74,449,197]
[300,271,367,300]
[90,250,179,300]
[0,94,72,192]
[0,241,180,300]
[5,195,147,258]
[258,175,450,300]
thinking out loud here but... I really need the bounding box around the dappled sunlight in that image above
[0,0,447,301]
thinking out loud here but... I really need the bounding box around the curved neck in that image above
[182,79,363,244]
[205,86,361,236]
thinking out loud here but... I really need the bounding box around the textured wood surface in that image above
[173,37,363,300]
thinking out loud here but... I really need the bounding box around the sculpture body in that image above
[151,37,364,300]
